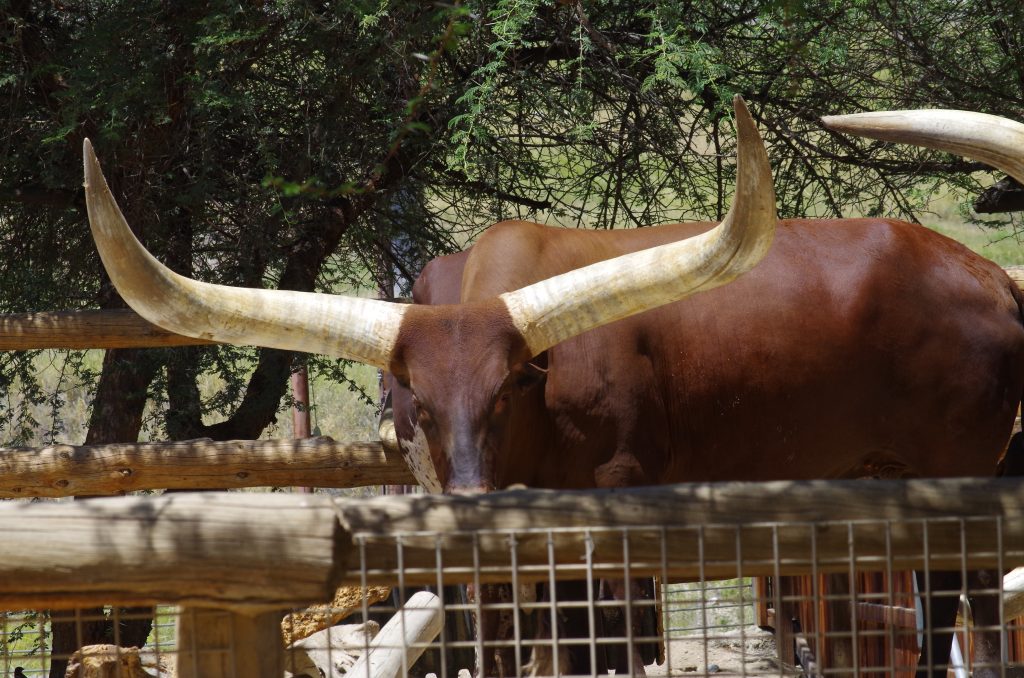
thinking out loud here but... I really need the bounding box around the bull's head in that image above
[84,96,776,493]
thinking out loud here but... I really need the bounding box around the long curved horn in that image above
[83,140,406,370]
[820,110,1024,186]
[499,95,777,356]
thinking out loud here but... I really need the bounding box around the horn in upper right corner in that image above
[821,109,1024,187]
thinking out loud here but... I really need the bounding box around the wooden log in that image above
[345,591,444,678]
[177,608,283,678]
[4,479,1024,612]
[0,436,416,498]
[0,300,402,351]
[288,621,380,678]
[0,492,348,611]
[0,309,213,349]
[333,477,1024,586]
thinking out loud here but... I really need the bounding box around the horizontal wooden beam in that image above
[0,436,416,498]
[333,477,1024,585]
[0,493,348,611]
[3,478,1024,612]
[0,309,214,349]
[0,266,1020,351]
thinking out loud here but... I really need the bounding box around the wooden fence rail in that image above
[0,271,1022,351]
[0,436,415,497]
[0,492,343,611]
[332,477,1024,585]
[0,309,213,349]
[5,477,1024,610]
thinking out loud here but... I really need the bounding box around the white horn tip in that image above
[820,113,866,133]
[83,138,102,190]
[732,95,757,140]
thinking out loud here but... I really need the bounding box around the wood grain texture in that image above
[177,608,284,678]
[0,309,213,349]
[3,479,1024,613]
[0,492,348,611]
[333,477,1024,585]
[0,436,415,497]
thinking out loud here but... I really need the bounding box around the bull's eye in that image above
[413,396,435,429]
[493,392,510,415]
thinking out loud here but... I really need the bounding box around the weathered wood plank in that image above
[0,309,213,349]
[176,608,284,678]
[333,477,1024,585]
[0,300,399,351]
[0,492,349,611]
[0,436,416,497]
[3,479,1024,613]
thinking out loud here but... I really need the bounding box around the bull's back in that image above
[465,218,1024,487]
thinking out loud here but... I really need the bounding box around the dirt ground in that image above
[647,625,796,676]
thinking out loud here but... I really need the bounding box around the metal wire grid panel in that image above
[310,516,1021,678]
[1,607,176,677]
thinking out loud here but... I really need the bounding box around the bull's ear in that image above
[515,353,548,392]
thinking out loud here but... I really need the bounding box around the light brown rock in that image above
[281,584,391,645]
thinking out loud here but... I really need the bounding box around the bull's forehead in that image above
[391,299,531,389]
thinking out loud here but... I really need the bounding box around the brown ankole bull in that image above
[82,96,1024,677]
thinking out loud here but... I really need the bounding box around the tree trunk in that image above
[49,347,160,678]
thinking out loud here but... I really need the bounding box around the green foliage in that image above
[0,611,47,672]
[1,1,1023,447]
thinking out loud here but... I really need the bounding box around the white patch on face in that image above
[400,424,443,494]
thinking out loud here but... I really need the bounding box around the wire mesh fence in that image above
[4,478,1024,677]
[1,607,176,677]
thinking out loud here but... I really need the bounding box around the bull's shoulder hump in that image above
[413,248,473,305]
[471,220,719,262]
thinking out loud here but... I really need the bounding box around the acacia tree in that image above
[1,0,1023,671]
[4,0,1022,449]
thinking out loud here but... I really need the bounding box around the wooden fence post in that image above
[176,608,284,678]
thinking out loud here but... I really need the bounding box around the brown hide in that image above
[395,217,1024,492]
